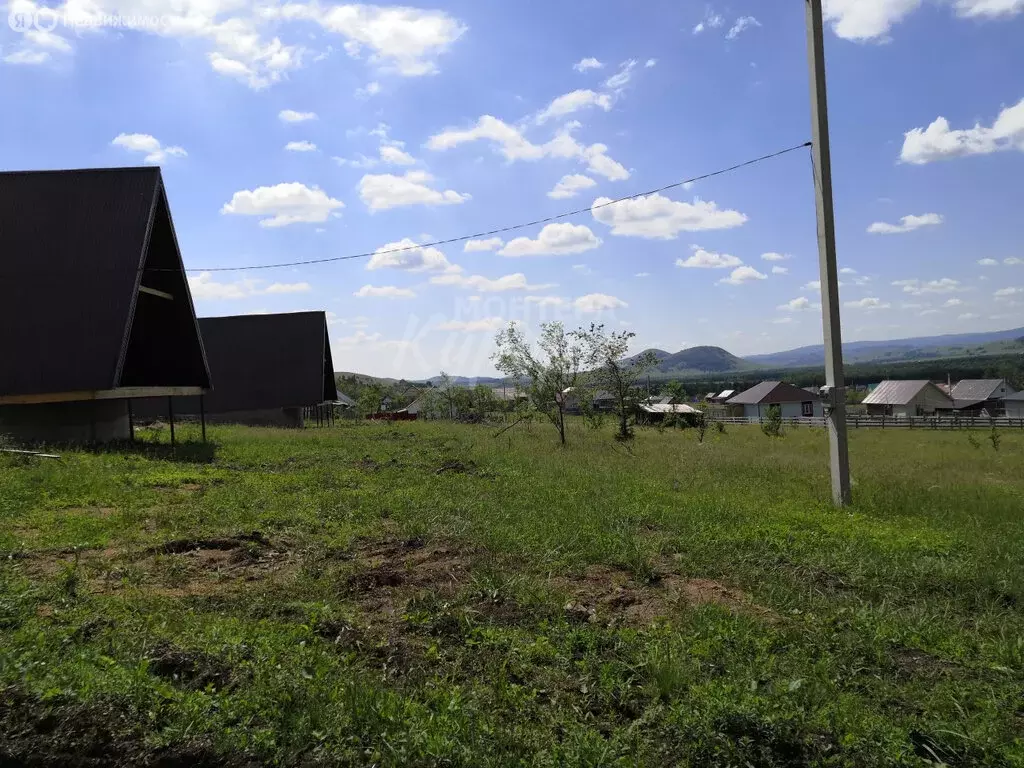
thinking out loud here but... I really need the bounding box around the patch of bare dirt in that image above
[345,537,473,610]
[61,507,118,519]
[891,646,962,679]
[555,564,773,627]
[145,642,239,691]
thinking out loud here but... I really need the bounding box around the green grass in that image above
[2,419,1023,766]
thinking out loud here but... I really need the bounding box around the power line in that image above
[189,140,810,274]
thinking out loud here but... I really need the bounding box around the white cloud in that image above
[573,57,604,72]
[574,293,627,312]
[285,140,317,152]
[995,287,1023,297]
[524,295,567,307]
[379,144,415,165]
[354,284,416,299]
[430,272,555,292]
[295,4,466,76]
[920,309,940,316]
[634,272,650,278]
[536,89,612,124]
[676,247,742,269]
[894,278,962,294]
[954,0,1024,17]
[604,59,637,90]
[464,238,503,253]
[358,170,469,211]
[548,174,597,199]
[845,297,891,309]
[279,109,317,123]
[900,98,1024,164]
[840,267,858,275]
[436,317,505,332]
[592,193,747,239]
[693,10,724,34]
[867,212,944,234]
[772,266,789,275]
[822,0,923,41]
[355,81,381,98]
[111,133,187,163]
[499,223,602,257]
[719,266,767,285]
[188,272,310,300]
[367,238,455,272]
[726,15,761,39]
[802,280,822,292]
[645,58,657,68]
[221,182,343,227]
[778,297,816,312]
[1006,257,1024,265]
[3,49,51,65]
[978,258,999,266]
[761,252,792,261]
[772,317,793,325]
[944,298,964,307]
[428,117,629,181]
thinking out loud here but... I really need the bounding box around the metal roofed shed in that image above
[1004,390,1024,419]
[861,380,953,418]
[138,312,337,428]
[638,402,703,424]
[949,379,1015,415]
[0,167,210,443]
[726,381,824,421]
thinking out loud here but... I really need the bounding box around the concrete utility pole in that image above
[805,0,852,506]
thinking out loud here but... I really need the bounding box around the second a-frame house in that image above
[0,167,211,442]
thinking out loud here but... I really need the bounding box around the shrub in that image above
[761,405,784,438]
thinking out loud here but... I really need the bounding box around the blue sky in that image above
[2,0,1023,378]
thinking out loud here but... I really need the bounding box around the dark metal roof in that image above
[949,379,1007,402]
[0,167,210,396]
[192,312,336,412]
[727,381,816,405]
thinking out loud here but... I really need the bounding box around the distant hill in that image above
[746,327,1024,368]
[626,345,750,374]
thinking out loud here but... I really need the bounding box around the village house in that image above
[726,381,824,421]
[948,379,1016,416]
[862,380,953,418]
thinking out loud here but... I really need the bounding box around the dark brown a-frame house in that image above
[142,312,337,428]
[0,167,211,442]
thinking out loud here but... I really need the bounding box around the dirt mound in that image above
[345,537,472,605]
[555,564,771,627]
[146,642,238,691]
[145,531,271,556]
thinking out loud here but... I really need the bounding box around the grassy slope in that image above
[1,422,1023,766]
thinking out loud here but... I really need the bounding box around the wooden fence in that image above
[709,415,1024,430]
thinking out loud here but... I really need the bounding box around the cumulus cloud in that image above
[111,133,187,163]
[893,277,962,294]
[573,293,627,312]
[954,0,1024,17]
[378,144,415,165]
[221,182,343,227]
[279,109,317,123]
[354,284,416,299]
[427,117,629,180]
[693,9,724,34]
[592,193,747,239]
[726,15,761,39]
[188,272,310,300]
[285,140,317,152]
[645,58,657,67]
[822,0,923,41]
[429,272,556,292]
[548,174,597,199]
[676,247,742,269]
[464,238,503,252]
[367,238,456,272]
[499,223,602,257]
[778,297,817,312]
[978,258,999,266]
[868,213,944,233]
[358,171,469,211]
[573,57,604,72]
[719,266,767,285]
[634,272,650,278]
[761,252,792,261]
[900,98,1024,164]
[772,266,789,275]
[995,287,1023,297]
[845,297,891,309]
[536,89,612,124]
[355,80,381,98]
[436,317,506,332]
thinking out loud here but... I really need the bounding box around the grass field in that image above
[2,419,1023,766]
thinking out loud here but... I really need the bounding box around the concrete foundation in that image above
[0,400,131,444]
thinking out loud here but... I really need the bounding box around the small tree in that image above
[436,371,457,420]
[358,384,386,416]
[761,404,784,437]
[665,380,688,404]
[575,324,658,441]
[492,322,582,445]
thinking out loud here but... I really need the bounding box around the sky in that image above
[2,0,1023,379]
